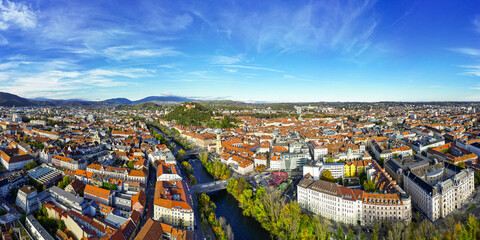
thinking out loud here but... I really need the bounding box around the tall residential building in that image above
[16,185,39,214]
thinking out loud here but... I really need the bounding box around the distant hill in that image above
[14,94,193,107]
[132,96,193,104]
[100,98,133,105]
[0,92,37,106]
[30,97,89,102]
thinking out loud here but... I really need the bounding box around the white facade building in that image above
[297,177,412,226]
[403,162,474,221]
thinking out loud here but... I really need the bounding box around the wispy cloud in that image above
[0,34,7,45]
[0,60,30,70]
[211,54,245,64]
[457,65,480,81]
[223,68,237,73]
[86,68,155,79]
[474,15,480,33]
[102,46,181,61]
[449,47,480,57]
[220,64,283,73]
[195,0,378,55]
[0,0,36,31]
[0,59,152,97]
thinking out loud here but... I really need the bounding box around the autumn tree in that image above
[320,170,335,182]
[177,149,186,161]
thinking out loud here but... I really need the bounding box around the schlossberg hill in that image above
[163,102,237,128]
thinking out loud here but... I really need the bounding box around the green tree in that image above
[359,172,367,183]
[475,171,480,186]
[347,229,355,240]
[58,176,71,189]
[372,223,379,240]
[58,220,66,230]
[24,161,38,171]
[335,226,344,239]
[457,162,466,169]
[378,157,385,167]
[363,180,376,192]
[20,213,26,225]
[127,161,135,169]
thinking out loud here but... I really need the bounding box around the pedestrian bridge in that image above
[190,179,228,193]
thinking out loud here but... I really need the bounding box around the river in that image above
[189,159,271,240]
[151,125,271,239]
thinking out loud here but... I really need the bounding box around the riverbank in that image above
[226,177,329,240]
[190,159,271,240]
[147,121,193,150]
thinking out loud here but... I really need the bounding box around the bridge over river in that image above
[189,179,228,193]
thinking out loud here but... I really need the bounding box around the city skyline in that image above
[1,0,480,102]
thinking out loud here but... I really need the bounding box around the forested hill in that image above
[163,102,213,127]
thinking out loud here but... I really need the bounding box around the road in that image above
[283,176,301,203]
[138,159,157,229]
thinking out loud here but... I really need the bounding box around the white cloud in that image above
[0,59,153,97]
[0,34,6,45]
[459,65,480,78]
[102,46,181,61]
[197,0,378,54]
[221,64,283,73]
[211,54,244,64]
[0,60,30,70]
[223,68,237,73]
[86,68,153,78]
[0,0,36,31]
[474,15,480,33]
[161,91,172,96]
[449,47,480,57]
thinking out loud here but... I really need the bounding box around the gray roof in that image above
[405,171,434,196]
[105,213,128,227]
[406,160,429,171]
[49,186,85,205]
[385,159,403,173]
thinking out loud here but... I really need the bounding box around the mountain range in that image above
[0,92,195,107]
[1,92,478,108]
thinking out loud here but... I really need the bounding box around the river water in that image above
[152,126,271,239]
[189,159,271,240]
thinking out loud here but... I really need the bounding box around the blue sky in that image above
[1,0,480,102]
